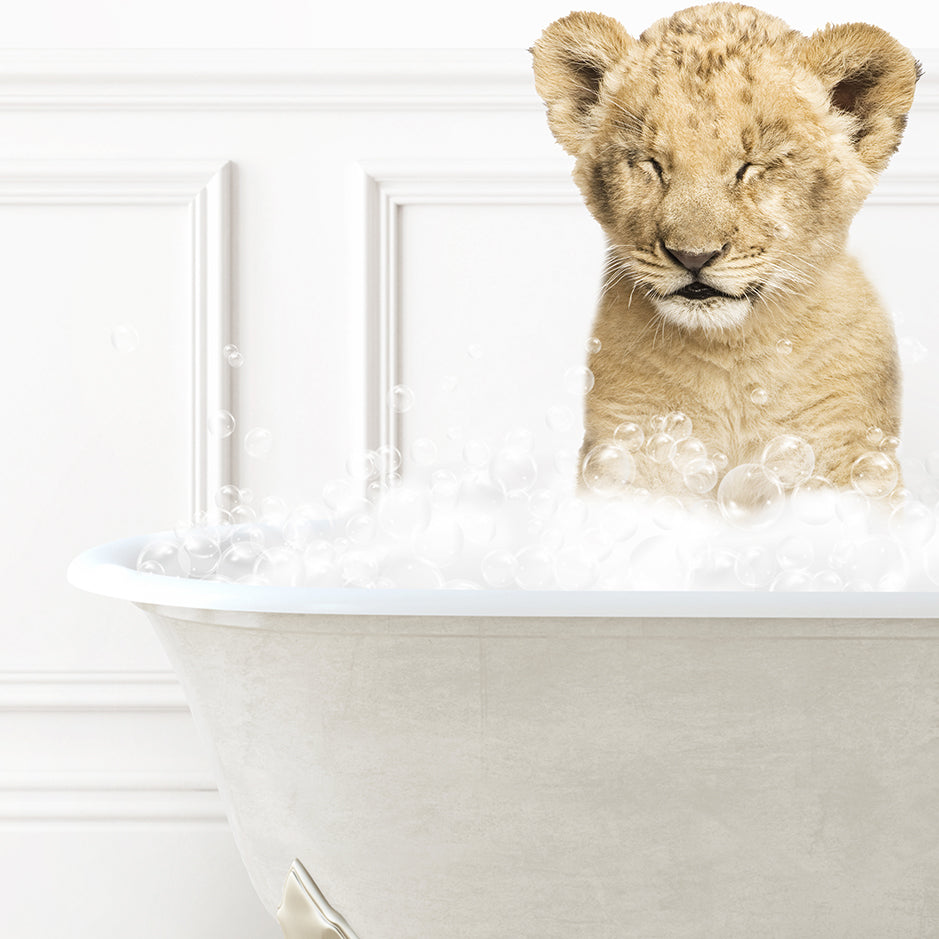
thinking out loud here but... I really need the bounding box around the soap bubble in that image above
[110,324,139,353]
[770,569,813,591]
[244,427,273,459]
[467,343,484,359]
[888,500,936,544]
[390,384,415,413]
[879,435,900,452]
[545,405,574,432]
[214,484,242,511]
[670,437,707,472]
[850,451,898,499]
[137,539,183,577]
[413,516,464,567]
[217,541,264,581]
[491,447,538,494]
[564,366,595,395]
[682,458,718,495]
[284,504,331,549]
[178,531,221,577]
[791,476,837,524]
[613,422,645,452]
[645,432,674,464]
[711,451,729,471]
[376,444,403,476]
[833,536,908,590]
[866,426,885,446]
[208,410,235,438]
[346,449,379,481]
[761,435,815,489]
[734,545,777,588]
[749,385,769,406]
[812,570,844,591]
[223,344,244,368]
[776,338,792,356]
[581,443,636,496]
[515,546,555,589]
[717,463,785,529]
[259,495,289,526]
[585,337,602,354]
[663,411,693,441]
[346,512,378,546]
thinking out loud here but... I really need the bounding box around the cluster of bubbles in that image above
[136,397,939,592]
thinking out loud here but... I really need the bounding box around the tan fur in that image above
[532,3,920,493]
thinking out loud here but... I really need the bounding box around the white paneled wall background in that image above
[0,34,936,939]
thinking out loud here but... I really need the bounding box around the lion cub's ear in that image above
[531,11,635,155]
[800,23,921,173]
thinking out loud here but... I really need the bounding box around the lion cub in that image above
[532,2,920,495]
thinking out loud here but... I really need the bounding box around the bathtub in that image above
[69,532,939,938]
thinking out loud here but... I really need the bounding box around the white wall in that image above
[0,2,936,937]
[1,0,939,49]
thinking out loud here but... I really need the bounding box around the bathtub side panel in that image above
[145,609,939,939]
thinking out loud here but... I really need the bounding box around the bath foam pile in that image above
[138,414,939,592]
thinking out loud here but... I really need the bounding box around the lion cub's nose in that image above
[665,246,723,273]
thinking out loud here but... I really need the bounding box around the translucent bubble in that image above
[645,432,674,464]
[110,324,139,353]
[284,505,331,549]
[229,503,257,526]
[346,511,377,546]
[491,447,538,494]
[463,440,491,468]
[682,458,718,495]
[411,437,438,467]
[208,409,235,438]
[382,555,444,589]
[553,448,578,479]
[178,531,221,577]
[481,549,518,588]
[323,478,363,515]
[776,535,814,571]
[515,546,555,589]
[244,427,273,459]
[866,426,885,446]
[879,435,900,452]
[581,443,636,496]
[545,405,574,432]
[898,335,928,363]
[376,444,402,476]
[760,434,815,489]
[835,490,871,527]
[585,336,602,355]
[230,522,264,546]
[791,475,837,524]
[223,343,244,368]
[670,437,707,472]
[529,488,558,522]
[136,539,182,577]
[717,462,785,529]
[217,541,264,581]
[812,570,844,591]
[663,411,692,441]
[390,384,415,413]
[564,365,595,395]
[776,338,792,356]
[734,545,777,588]
[834,536,908,591]
[467,343,484,360]
[613,422,645,452]
[553,545,599,589]
[749,385,769,406]
[888,500,936,544]
[850,451,898,499]
[770,569,813,591]
[377,485,431,538]
[346,449,379,481]
[711,451,729,471]
[214,484,242,511]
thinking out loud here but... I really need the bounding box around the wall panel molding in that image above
[0,49,934,111]
[0,159,232,516]
[0,670,224,823]
[358,158,939,468]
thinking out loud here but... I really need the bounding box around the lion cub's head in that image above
[532,2,920,336]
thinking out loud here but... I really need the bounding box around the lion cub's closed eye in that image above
[532,2,921,496]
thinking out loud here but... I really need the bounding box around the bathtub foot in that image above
[277,859,360,939]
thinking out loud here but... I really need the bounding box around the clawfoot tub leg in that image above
[276,859,361,939]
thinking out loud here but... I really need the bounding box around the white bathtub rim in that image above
[66,531,939,619]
